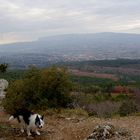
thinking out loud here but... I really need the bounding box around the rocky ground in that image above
[0,109,140,140]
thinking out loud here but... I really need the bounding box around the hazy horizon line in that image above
[1,31,140,45]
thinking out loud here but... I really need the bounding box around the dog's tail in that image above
[9,115,14,121]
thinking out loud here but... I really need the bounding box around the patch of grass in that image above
[59,108,88,117]
[0,123,11,137]
[134,112,140,116]
[111,94,130,102]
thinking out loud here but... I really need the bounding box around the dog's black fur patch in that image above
[35,115,41,126]
[12,108,34,125]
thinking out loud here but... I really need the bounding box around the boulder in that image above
[0,79,8,99]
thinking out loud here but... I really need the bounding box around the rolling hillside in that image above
[0,32,140,69]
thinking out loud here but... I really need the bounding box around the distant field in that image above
[65,59,140,86]
[69,69,118,81]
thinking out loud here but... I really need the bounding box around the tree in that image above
[0,63,8,73]
[3,67,72,113]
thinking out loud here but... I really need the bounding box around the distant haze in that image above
[0,32,140,69]
[0,0,140,44]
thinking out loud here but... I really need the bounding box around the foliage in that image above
[3,67,72,113]
[101,82,114,93]
[112,94,130,102]
[0,63,8,73]
[62,59,140,69]
[119,100,138,116]
[71,75,115,87]
[66,59,140,85]
[72,84,101,94]
[119,74,140,86]
[72,92,96,107]
[94,93,111,102]
[84,101,121,118]
[0,123,11,136]
[0,70,25,82]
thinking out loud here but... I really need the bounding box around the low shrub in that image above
[94,92,111,102]
[119,100,138,116]
[84,101,121,118]
[112,93,130,102]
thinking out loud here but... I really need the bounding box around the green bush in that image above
[94,93,111,102]
[3,67,72,113]
[83,85,101,94]
[119,100,138,116]
[112,93,129,102]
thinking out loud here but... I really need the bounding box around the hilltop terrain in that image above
[0,109,140,140]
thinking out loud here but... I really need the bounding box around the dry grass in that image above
[0,109,140,140]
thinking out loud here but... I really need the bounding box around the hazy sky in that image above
[0,0,140,44]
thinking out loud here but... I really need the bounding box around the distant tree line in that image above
[63,59,140,68]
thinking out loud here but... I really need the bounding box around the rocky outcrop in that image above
[0,79,8,99]
[85,124,136,140]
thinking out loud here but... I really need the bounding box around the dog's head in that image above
[35,114,44,128]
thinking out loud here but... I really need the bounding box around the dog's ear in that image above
[35,115,40,122]
[41,115,44,120]
[35,115,40,125]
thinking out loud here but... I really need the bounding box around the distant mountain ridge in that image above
[0,32,140,69]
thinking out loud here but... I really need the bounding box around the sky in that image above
[0,0,140,44]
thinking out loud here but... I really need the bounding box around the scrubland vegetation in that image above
[2,60,140,118]
[0,59,140,139]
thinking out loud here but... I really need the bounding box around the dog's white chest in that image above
[28,114,37,128]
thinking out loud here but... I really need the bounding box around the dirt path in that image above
[0,109,140,140]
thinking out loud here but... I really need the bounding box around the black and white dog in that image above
[9,108,44,136]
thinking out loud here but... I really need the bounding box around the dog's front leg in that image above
[27,126,32,136]
[35,129,40,135]
[19,123,25,133]
[21,127,24,133]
